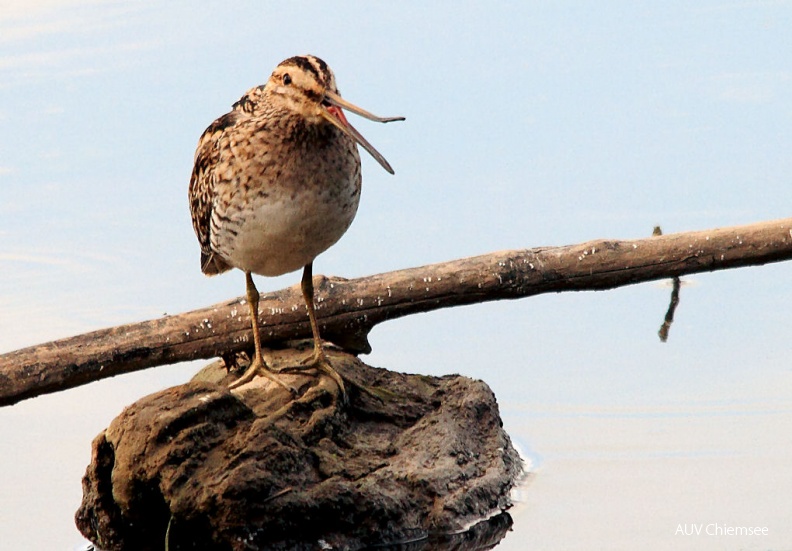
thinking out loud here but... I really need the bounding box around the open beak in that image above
[320,89,404,175]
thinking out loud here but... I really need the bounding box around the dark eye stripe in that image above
[302,88,322,103]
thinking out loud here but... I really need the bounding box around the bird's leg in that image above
[299,262,346,397]
[228,272,297,394]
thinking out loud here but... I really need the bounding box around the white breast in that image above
[212,178,360,277]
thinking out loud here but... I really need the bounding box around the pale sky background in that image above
[1,2,791,550]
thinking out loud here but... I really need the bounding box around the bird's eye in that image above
[282,73,292,86]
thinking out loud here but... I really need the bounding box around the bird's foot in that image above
[228,356,299,395]
[282,348,347,402]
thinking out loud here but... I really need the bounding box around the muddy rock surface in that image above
[76,347,523,550]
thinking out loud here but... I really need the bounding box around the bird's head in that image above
[266,55,404,174]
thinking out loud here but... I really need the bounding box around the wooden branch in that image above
[2,217,792,406]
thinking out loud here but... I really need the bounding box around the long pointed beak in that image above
[321,89,404,175]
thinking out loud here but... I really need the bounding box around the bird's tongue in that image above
[326,104,350,127]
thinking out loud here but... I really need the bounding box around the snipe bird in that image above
[189,54,403,396]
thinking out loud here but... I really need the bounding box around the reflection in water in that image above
[73,512,513,551]
[374,512,513,551]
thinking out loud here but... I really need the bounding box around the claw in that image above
[309,352,347,402]
[228,356,299,395]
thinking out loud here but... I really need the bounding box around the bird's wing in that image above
[188,110,241,276]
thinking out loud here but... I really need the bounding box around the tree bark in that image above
[2,217,791,406]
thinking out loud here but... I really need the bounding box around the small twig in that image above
[261,486,293,504]
[653,226,682,342]
[658,276,681,343]
[165,514,173,551]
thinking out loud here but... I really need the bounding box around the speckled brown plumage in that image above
[188,54,402,396]
[190,61,360,278]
